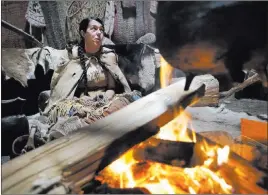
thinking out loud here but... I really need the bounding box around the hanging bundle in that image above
[25,1,46,43]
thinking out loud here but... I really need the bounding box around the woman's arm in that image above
[101,52,132,93]
[50,60,71,90]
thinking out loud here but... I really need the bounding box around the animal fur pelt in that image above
[104,42,158,94]
[2,48,36,87]
[1,47,69,87]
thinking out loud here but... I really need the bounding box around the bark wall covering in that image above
[1,1,28,48]
[1,1,158,48]
[112,1,156,44]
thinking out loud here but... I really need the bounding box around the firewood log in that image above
[199,131,234,146]
[199,131,263,163]
[2,78,205,194]
[126,132,267,194]
[132,137,194,166]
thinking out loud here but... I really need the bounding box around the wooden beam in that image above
[2,78,205,194]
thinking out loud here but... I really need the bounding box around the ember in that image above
[95,122,234,194]
[95,57,236,194]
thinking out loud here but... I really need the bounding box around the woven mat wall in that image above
[1,2,28,48]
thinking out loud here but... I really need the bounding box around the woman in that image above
[42,17,140,138]
[10,17,141,155]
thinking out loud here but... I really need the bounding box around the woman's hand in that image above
[100,51,132,93]
[105,89,115,101]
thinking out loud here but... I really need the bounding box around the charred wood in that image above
[1,78,205,194]
[93,183,150,194]
[132,137,194,167]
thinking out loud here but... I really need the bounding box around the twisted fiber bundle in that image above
[138,46,157,93]
[47,95,131,140]
[145,1,156,35]
[46,91,139,140]
[135,1,145,39]
[47,96,108,125]
[39,1,67,49]
[140,1,156,36]
[47,90,139,125]
[136,1,156,39]
[113,1,156,44]
[66,1,106,43]
[113,1,136,44]
[57,1,71,42]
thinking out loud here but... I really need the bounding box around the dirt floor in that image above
[187,95,267,138]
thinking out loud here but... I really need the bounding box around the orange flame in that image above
[96,56,233,194]
[160,56,173,88]
[155,107,196,143]
[97,107,233,194]
[97,142,233,193]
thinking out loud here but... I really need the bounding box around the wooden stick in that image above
[2,78,205,194]
[1,19,43,47]
[220,73,261,99]
[1,97,26,104]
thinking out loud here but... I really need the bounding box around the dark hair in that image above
[78,17,104,95]
[79,17,104,51]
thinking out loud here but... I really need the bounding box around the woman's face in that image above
[84,20,104,49]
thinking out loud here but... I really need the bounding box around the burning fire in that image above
[155,107,196,143]
[95,57,233,194]
[160,56,173,88]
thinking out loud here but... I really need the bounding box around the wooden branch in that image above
[1,97,26,104]
[220,73,261,99]
[1,19,43,47]
[2,78,205,194]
